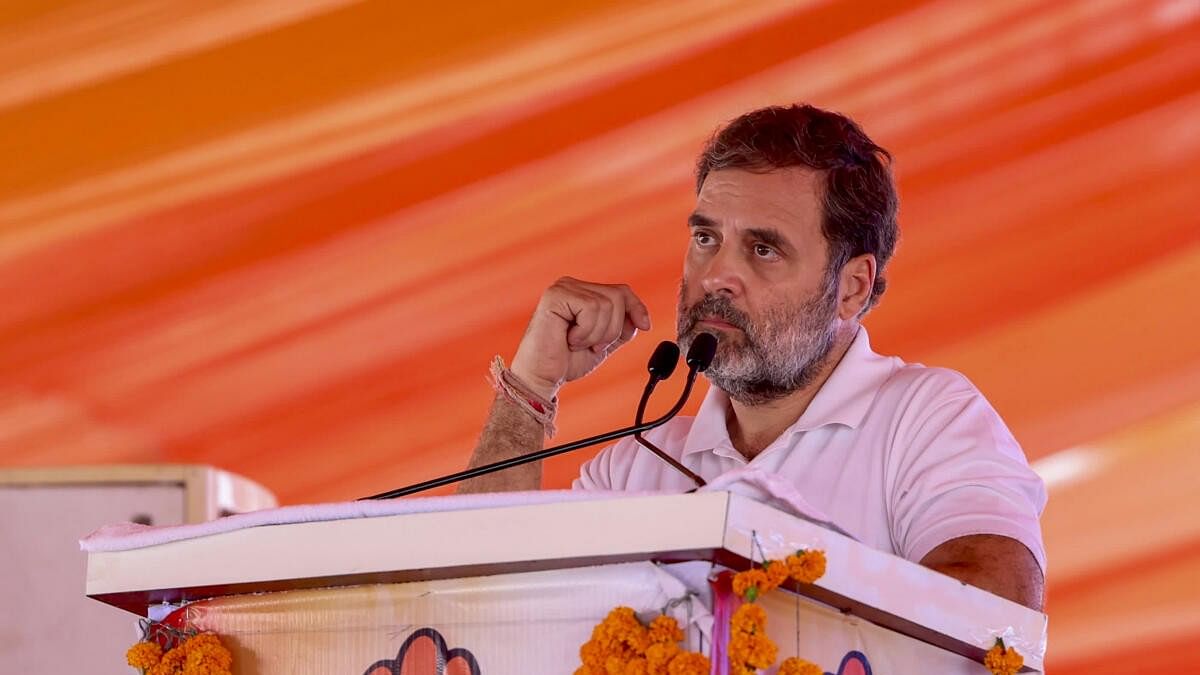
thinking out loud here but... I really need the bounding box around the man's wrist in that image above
[507,364,561,401]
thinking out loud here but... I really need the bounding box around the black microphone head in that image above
[647,341,680,380]
[685,332,719,372]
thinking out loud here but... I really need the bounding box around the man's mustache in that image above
[683,295,751,334]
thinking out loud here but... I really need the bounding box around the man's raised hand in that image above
[509,277,652,400]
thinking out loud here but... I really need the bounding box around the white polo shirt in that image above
[573,328,1048,572]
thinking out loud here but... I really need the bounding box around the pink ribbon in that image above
[709,570,739,675]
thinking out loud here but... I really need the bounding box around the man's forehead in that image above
[693,166,823,232]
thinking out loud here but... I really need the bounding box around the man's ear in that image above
[838,253,877,319]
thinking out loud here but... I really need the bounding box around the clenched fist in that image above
[509,277,652,400]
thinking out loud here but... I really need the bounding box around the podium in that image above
[1,464,276,675]
[84,491,1045,673]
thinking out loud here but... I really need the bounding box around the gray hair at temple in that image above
[695,104,899,314]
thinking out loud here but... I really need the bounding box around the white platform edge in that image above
[723,495,1046,670]
[86,491,1045,669]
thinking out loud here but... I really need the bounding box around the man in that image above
[461,104,1046,611]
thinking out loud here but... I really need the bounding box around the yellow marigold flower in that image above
[648,615,684,645]
[126,641,163,671]
[983,641,1023,675]
[666,652,711,675]
[786,550,827,584]
[732,569,770,600]
[731,603,767,634]
[779,656,823,675]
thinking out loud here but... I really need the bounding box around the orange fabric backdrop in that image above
[1,1,1198,671]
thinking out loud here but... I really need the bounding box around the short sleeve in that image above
[889,372,1048,573]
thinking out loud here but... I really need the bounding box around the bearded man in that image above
[460,104,1046,611]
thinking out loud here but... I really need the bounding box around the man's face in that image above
[676,167,840,405]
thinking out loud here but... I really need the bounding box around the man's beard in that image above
[676,276,839,406]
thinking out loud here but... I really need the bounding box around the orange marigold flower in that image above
[147,644,186,675]
[646,641,681,674]
[779,656,823,675]
[786,550,827,584]
[983,641,1023,675]
[741,633,778,669]
[183,633,233,671]
[666,652,711,675]
[730,603,767,634]
[728,636,750,664]
[126,641,163,671]
[581,638,611,666]
[597,607,651,654]
[732,569,770,600]
[764,560,790,590]
[623,656,649,675]
[648,615,684,645]
[579,606,657,674]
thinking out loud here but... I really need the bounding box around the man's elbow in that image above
[919,534,1045,611]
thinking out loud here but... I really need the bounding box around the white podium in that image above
[84,491,1045,674]
[1,464,276,675]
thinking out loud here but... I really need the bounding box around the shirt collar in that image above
[681,327,900,456]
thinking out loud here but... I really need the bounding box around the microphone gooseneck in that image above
[360,335,716,500]
[633,333,717,489]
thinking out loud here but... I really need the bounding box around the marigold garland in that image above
[576,607,710,675]
[983,638,1024,675]
[728,549,827,674]
[584,548,1020,675]
[126,641,163,671]
[126,630,233,675]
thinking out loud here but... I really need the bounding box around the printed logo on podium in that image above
[363,627,481,675]
[829,650,872,675]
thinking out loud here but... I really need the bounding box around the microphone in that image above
[646,340,680,381]
[685,332,718,372]
[360,334,717,500]
[634,333,716,489]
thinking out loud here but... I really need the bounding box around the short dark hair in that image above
[695,104,899,313]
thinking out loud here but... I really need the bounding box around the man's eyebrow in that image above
[687,213,794,253]
[744,227,793,253]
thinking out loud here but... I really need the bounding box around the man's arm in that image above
[456,394,545,493]
[919,534,1044,610]
[456,277,651,494]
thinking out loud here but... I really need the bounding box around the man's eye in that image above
[753,244,778,258]
[693,232,716,246]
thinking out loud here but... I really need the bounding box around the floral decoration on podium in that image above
[727,549,827,675]
[125,619,233,675]
[984,638,1024,675]
[575,607,711,674]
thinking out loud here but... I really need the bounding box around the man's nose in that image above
[699,246,744,298]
